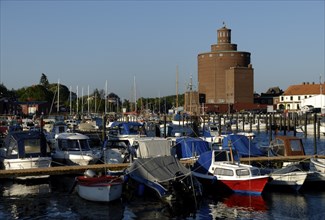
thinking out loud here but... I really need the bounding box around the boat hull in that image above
[192,171,269,194]
[311,157,325,173]
[52,152,100,166]
[219,176,269,194]
[76,175,123,202]
[269,171,307,191]
[2,157,52,170]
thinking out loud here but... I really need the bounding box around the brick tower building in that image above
[198,24,254,113]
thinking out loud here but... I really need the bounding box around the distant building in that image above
[17,101,51,116]
[197,24,254,113]
[0,97,21,115]
[184,90,200,115]
[278,82,325,111]
[254,87,284,108]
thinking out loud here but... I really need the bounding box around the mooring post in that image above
[293,113,297,137]
[314,113,317,154]
[102,114,107,142]
[304,113,308,138]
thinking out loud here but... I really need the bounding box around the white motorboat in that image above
[45,121,69,143]
[0,130,52,178]
[51,132,101,166]
[263,164,308,191]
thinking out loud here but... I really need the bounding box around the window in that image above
[215,168,233,176]
[290,140,302,152]
[236,169,250,176]
[24,139,41,154]
[290,96,293,101]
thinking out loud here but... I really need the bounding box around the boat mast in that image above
[189,74,193,114]
[176,65,179,113]
[134,76,137,113]
[87,85,90,115]
[105,80,107,115]
[81,87,84,115]
[76,86,79,115]
[70,86,72,116]
[57,79,60,113]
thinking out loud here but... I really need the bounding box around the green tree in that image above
[17,85,53,102]
[0,83,8,97]
[39,73,49,88]
[48,83,70,107]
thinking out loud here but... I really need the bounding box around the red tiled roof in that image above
[284,83,325,95]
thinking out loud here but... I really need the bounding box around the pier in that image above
[2,154,325,178]
[0,163,129,178]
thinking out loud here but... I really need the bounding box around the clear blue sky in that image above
[1,0,324,100]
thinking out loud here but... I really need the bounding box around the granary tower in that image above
[198,24,254,110]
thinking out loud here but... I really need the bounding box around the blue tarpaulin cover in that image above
[174,137,210,159]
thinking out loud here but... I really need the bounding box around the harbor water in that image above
[1,131,325,220]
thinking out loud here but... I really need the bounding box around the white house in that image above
[300,94,325,109]
[277,82,325,111]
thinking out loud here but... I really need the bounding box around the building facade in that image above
[197,24,254,112]
[277,82,325,111]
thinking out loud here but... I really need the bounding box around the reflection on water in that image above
[1,177,325,219]
[222,194,267,211]
[197,193,267,220]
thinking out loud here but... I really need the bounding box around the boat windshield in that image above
[236,169,250,177]
[59,139,91,151]
[24,139,41,154]
[289,140,302,152]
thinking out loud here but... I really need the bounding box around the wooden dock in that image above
[240,155,325,163]
[0,163,130,178]
[1,155,325,178]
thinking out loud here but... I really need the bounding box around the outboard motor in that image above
[84,169,96,178]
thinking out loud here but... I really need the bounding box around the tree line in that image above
[0,73,184,115]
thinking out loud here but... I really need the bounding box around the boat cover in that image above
[221,134,266,157]
[192,151,213,174]
[174,137,210,159]
[3,130,48,158]
[135,138,171,158]
[108,121,145,135]
[192,150,233,174]
[128,155,191,184]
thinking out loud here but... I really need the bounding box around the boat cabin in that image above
[269,136,305,157]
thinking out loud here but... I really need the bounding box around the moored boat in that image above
[76,170,124,202]
[126,155,202,200]
[192,150,270,194]
[262,164,308,191]
[50,132,101,166]
[310,157,325,173]
[0,130,52,179]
